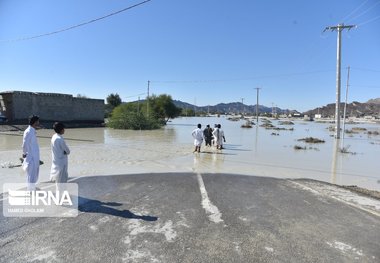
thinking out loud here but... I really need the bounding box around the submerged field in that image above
[1,116,379,192]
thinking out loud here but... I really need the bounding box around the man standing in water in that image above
[192,124,204,153]
[203,124,213,147]
[22,115,40,191]
[218,124,226,149]
[50,122,70,191]
[212,124,226,150]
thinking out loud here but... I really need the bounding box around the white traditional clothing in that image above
[50,133,70,185]
[219,129,225,148]
[192,128,204,146]
[22,125,40,190]
[212,127,221,147]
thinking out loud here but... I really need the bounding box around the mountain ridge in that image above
[304,98,380,117]
[172,100,296,115]
[172,97,380,117]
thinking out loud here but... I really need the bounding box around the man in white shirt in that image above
[212,124,226,150]
[218,124,226,149]
[22,115,40,191]
[192,124,204,153]
[50,122,70,190]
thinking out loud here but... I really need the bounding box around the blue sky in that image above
[0,0,379,112]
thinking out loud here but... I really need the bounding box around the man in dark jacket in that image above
[203,124,213,147]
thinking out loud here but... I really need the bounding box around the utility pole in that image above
[254,87,261,122]
[324,23,356,139]
[241,98,244,115]
[194,98,196,116]
[147,80,150,117]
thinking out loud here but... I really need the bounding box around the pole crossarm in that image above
[324,24,356,32]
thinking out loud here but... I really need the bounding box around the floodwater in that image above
[1,117,379,192]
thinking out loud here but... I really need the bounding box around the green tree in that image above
[149,94,181,123]
[180,108,194,116]
[106,93,122,107]
[107,102,161,130]
[105,93,122,118]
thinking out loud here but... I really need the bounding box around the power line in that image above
[339,0,370,22]
[351,67,380,73]
[350,85,380,89]
[357,14,380,27]
[150,69,335,84]
[0,0,152,43]
[125,92,147,99]
[346,1,380,23]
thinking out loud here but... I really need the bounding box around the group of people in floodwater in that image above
[191,124,226,153]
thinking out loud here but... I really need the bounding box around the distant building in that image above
[364,115,375,120]
[314,114,322,119]
[0,91,104,124]
[291,113,303,118]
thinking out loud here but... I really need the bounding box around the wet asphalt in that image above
[1,173,379,263]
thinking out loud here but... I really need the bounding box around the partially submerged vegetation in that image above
[352,127,367,132]
[339,145,356,155]
[294,145,319,151]
[367,130,380,136]
[260,123,275,128]
[297,137,325,143]
[278,121,294,125]
[241,120,254,128]
[294,145,306,150]
[107,94,181,130]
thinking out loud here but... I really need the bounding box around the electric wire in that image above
[125,92,147,99]
[0,0,152,43]
[150,69,335,84]
[351,67,380,73]
[357,14,380,27]
[346,0,380,23]
[339,0,370,23]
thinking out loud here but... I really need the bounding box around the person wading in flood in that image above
[192,124,204,153]
[203,124,213,147]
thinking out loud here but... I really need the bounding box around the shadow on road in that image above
[78,196,158,221]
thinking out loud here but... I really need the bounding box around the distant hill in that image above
[304,98,380,117]
[367,98,380,105]
[173,100,297,115]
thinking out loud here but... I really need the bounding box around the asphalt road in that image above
[1,173,379,263]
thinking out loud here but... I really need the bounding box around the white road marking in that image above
[326,241,364,257]
[196,173,223,223]
[265,247,274,253]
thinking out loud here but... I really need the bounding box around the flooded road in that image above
[1,117,379,192]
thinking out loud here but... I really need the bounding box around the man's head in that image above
[29,115,39,128]
[218,124,221,128]
[206,125,210,128]
[197,124,201,129]
[53,122,65,135]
